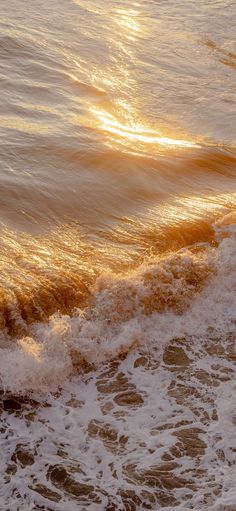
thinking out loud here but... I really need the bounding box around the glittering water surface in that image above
[0,1,236,509]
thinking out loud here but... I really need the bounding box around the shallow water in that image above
[0,1,236,509]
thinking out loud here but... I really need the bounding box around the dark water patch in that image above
[47,464,99,501]
[1,395,39,413]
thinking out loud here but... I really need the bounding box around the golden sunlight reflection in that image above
[91,107,198,151]
[145,193,236,228]
[109,191,236,256]
[73,3,198,156]
[114,8,141,39]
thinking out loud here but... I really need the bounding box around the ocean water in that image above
[0,1,236,509]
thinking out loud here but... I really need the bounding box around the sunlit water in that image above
[0,1,236,510]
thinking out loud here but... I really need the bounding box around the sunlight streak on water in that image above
[90,107,198,150]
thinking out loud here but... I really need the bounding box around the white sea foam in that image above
[0,219,235,510]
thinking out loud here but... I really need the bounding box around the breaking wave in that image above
[0,214,235,395]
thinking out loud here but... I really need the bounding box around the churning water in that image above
[0,1,236,509]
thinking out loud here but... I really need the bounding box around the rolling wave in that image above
[0,213,235,394]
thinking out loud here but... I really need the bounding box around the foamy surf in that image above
[0,216,234,394]
[0,217,235,509]
[0,224,213,393]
